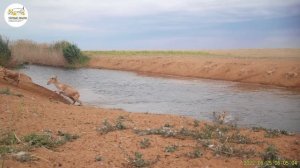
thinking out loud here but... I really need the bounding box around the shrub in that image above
[0,35,11,66]
[54,41,89,65]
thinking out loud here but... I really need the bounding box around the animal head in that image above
[47,75,58,85]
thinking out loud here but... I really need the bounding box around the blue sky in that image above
[1,0,300,50]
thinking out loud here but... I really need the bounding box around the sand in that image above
[87,49,300,88]
[0,70,299,168]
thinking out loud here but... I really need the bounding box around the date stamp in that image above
[243,160,298,166]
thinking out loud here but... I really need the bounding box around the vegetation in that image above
[128,152,149,168]
[164,145,178,153]
[23,131,79,149]
[84,50,212,57]
[0,36,11,66]
[54,41,89,66]
[0,34,89,67]
[0,88,23,97]
[97,117,127,134]
[186,148,202,158]
[139,138,151,149]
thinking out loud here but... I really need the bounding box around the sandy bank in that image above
[0,70,300,167]
[87,49,300,88]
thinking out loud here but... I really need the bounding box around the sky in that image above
[0,0,300,50]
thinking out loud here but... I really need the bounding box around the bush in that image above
[0,35,11,66]
[54,41,89,65]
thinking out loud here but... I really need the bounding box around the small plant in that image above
[115,117,126,130]
[164,145,178,153]
[57,131,79,144]
[97,118,127,134]
[129,152,149,168]
[261,145,279,161]
[193,120,200,127]
[186,148,202,158]
[0,146,14,155]
[139,138,151,149]
[98,119,115,134]
[227,133,253,144]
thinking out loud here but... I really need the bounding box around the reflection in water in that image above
[21,65,300,132]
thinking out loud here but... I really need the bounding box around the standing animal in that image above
[47,75,82,105]
[0,67,20,85]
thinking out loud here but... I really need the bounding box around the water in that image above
[21,65,300,132]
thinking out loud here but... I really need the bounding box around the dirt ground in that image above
[0,71,299,168]
[87,49,300,88]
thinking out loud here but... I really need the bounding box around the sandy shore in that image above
[1,71,299,167]
[87,49,300,88]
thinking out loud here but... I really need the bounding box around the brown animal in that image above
[0,67,20,85]
[47,75,82,105]
[213,111,228,124]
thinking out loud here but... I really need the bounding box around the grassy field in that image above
[84,48,300,59]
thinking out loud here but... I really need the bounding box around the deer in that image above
[0,67,20,85]
[47,75,82,105]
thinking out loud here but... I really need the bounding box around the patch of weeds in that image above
[97,117,127,134]
[115,117,126,130]
[227,133,253,144]
[0,88,23,97]
[164,145,178,153]
[134,127,177,137]
[0,88,10,95]
[129,152,149,168]
[213,144,256,158]
[261,145,279,161]
[23,133,56,149]
[198,124,218,139]
[24,131,79,149]
[57,131,79,141]
[186,148,202,158]
[139,138,151,149]
[0,146,14,155]
[0,132,18,145]
[193,120,200,127]
[98,119,115,134]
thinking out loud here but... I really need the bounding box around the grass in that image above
[84,50,212,57]
[193,120,200,127]
[97,117,127,134]
[128,152,149,168]
[23,131,79,149]
[164,145,178,153]
[139,138,151,149]
[186,148,202,158]
[0,88,23,97]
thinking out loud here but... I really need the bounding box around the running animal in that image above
[47,75,82,105]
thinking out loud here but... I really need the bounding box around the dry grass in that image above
[10,40,67,67]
